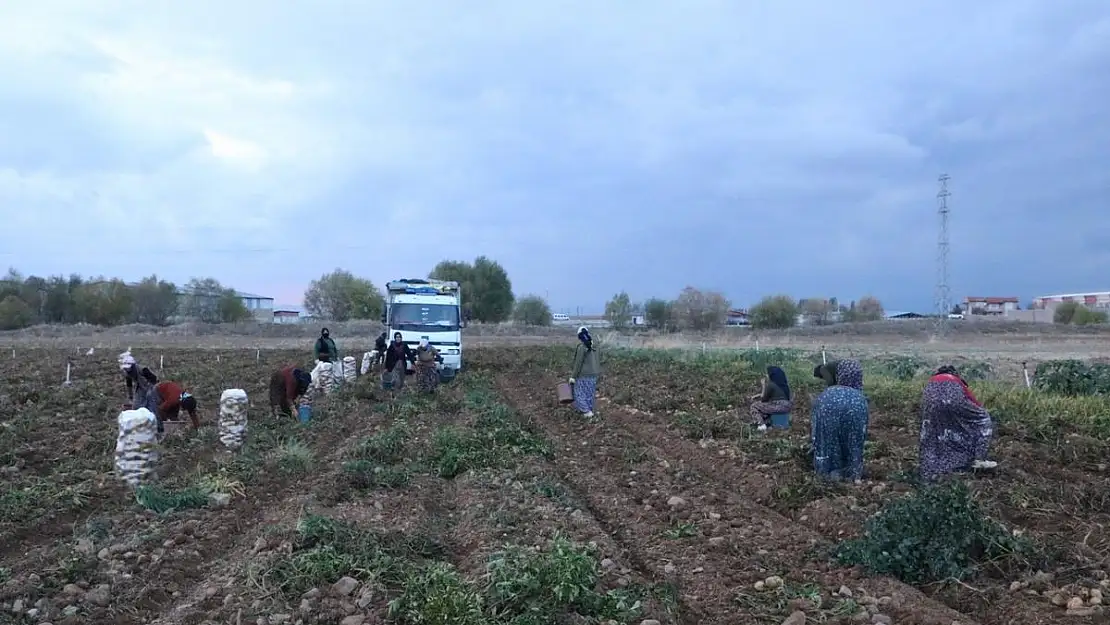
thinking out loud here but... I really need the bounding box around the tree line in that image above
[0,270,252,330]
[0,256,524,330]
[595,289,886,331]
[1,259,889,332]
[303,256,519,323]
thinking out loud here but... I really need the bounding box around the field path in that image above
[490,367,977,625]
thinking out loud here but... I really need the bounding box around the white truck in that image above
[381,278,463,381]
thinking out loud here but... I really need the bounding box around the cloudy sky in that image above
[2,1,1107,312]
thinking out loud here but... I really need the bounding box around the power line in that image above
[933,173,951,338]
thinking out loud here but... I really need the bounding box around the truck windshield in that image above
[390,303,460,332]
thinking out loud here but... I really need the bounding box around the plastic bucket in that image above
[770,413,790,429]
[297,405,312,424]
[381,371,394,390]
[556,382,574,404]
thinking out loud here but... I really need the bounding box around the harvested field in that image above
[0,341,1108,624]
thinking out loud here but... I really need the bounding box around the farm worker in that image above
[152,381,200,430]
[813,359,849,388]
[918,365,995,480]
[810,359,868,481]
[126,365,160,412]
[383,332,415,390]
[569,326,601,419]
[269,365,312,418]
[119,352,138,400]
[314,327,338,363]
[414,338,443,393]
[373,332,388,366]
[749,366,793,430]
[122,359,158,403]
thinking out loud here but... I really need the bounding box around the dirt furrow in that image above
[495,371,979,625]
[603,394,1088,625]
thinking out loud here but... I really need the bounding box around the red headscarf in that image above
[930,372,982,406]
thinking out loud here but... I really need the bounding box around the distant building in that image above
[1033,292,1110,309]
[885,311,927,320]
[178,288,274,323]
[726,309,750,326]
[238,292,275,322]
[963,297,1019,316]
[273,305,316,324]
[274,309,302,324]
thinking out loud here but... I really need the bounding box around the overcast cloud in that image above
[1,1,1107,312]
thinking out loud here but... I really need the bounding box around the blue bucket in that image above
[297,405,312,424]
[770,413,790,429]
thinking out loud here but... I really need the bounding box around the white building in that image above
[963,296,1019,315]
[1033,292,1110,309]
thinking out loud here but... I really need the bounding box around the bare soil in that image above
[0,337,1105,624]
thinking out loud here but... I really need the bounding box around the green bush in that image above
[134,485,209,514]
[389,563,487,625]
[512,295,552,326]
[1075,308,1109,325]
[1034,360,1110,396]
[875,355,928,381]
[261,516,413,597]
[835,481,1034,584]
[484,534,644,623]
[1053,301,1108,325]
[749,295,798,329]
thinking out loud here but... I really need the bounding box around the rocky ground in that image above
[0,342,1107,624]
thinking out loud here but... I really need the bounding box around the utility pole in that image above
[934,174,951,338]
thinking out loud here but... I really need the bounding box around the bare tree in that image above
[673,286,730,331]
[855,295,885,322]
[800,297,834,325]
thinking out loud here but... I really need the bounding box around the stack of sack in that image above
[115,408,159,486]
[311,360,340,395]
[218,389,249,450]
[360,351,377,375]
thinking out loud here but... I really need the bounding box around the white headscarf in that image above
[577,326,593,349]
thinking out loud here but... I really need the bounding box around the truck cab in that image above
[382,278,462,381]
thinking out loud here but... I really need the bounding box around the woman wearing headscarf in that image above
[314,327,338,363]
[749,366,793,429]
[269,365,312,418]
[152,381,200,430]
[120,352,139,401]
[919,365,995,480]
[813,359,847,388]
[414,338,443,393]
[810,359,868,481]
[569,326,601,419]
[383,332,415,390]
